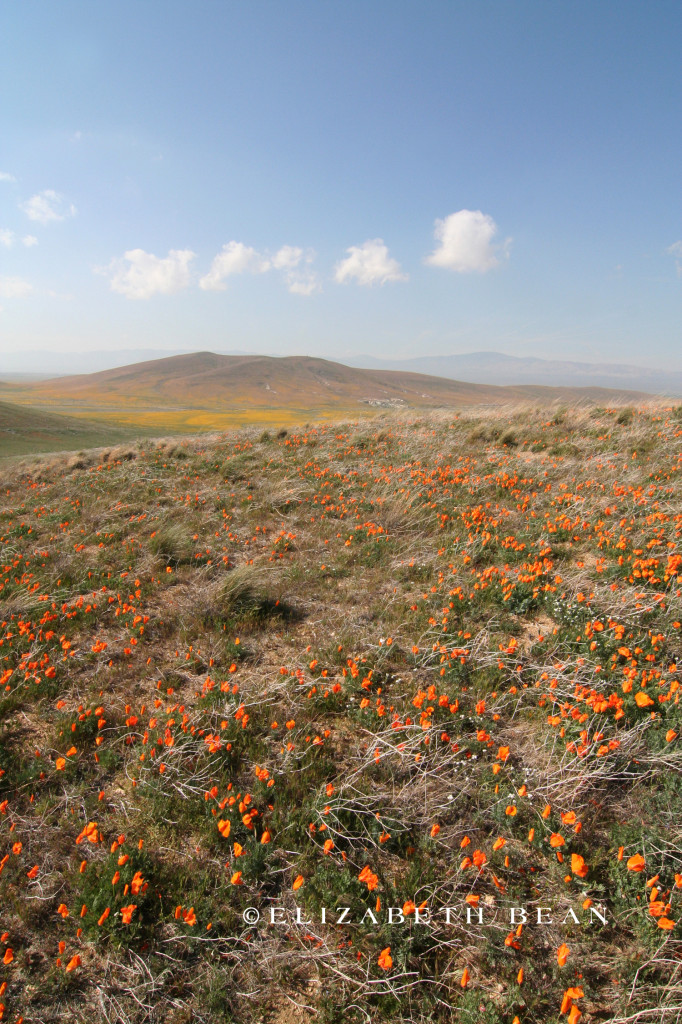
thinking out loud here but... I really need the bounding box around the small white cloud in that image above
[334,238,407,287]
[271,245,303,271]
[100,248,196,300]
[285,268,320,296]
[0,229,14,248]
[200,241,318,295]
[667,241,682,275]
[425,209,510,273]
[22,235,38,248]
[272,246,320,295]
[0,276,33,298]
[20,189,77,224]
[199,241,271,290]
[0,172,16,183]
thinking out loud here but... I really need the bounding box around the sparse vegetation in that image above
[1,403,681,1023]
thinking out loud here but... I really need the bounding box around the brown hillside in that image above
[29,352,650,413]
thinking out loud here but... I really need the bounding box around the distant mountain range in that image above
[343,352,682,396]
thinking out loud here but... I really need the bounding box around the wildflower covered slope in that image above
[1,404,682,1024]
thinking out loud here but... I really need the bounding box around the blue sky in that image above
[1,0,681,371]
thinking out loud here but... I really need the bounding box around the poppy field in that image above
[1,402,682,1024]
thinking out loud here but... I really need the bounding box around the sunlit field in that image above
[1,403,681,1024]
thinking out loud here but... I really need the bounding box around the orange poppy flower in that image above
[130,871,146,895]
[634,692,654,708]
[571,853,588,878]
[557,943,570,966]
[378,946,392,971]
[627,854,645,872]
[358,866,378,891]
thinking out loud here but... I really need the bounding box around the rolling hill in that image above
[0,353,655,441]
[0,399,141,458]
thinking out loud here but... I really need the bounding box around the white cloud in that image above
[271,245,303,270]
[199,242,271,290]
[272,245,320,295]
[0,172,16,183]
[200,241,319,295]
[334,238,407,287]
[667,241,682,275]
[20,189,77,224]
[286,270,320,296]
[0,231,38,249]
[0,276,33,298]
[425,209,510,273]
[100,248,196,300]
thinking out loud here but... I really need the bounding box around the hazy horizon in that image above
[2,346,682,400]
[2,344,682,375]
